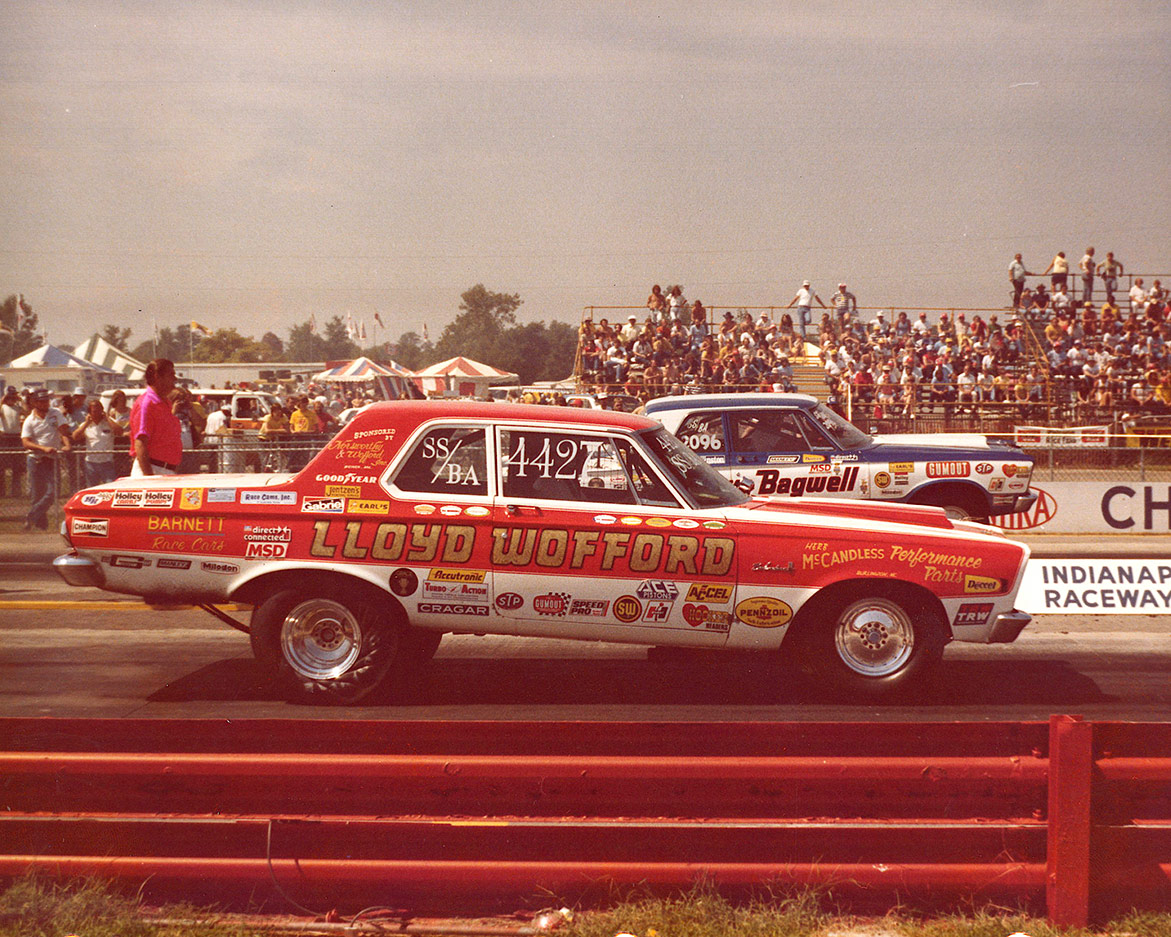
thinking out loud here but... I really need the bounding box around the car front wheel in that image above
[811,588,945,698]
[251,589,400,705]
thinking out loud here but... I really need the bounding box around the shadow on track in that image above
[148,651,1108,708]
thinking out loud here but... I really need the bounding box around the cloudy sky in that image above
[2,1,1168,350]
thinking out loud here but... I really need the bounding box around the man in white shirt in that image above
[21,388,71,530]
[1129,278,1148,316]
[786,280,826,339]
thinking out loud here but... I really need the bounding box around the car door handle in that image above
[505,504,542,515]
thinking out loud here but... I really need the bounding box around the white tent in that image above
[74,334,147,382]
[2,344,126,395]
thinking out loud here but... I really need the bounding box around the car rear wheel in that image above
[811,588,945,698]
[251,588,400,705]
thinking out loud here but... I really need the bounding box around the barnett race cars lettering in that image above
[753,465,860,497]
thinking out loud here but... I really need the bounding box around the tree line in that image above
[1,286,578,385]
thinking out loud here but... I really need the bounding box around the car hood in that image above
[740,496,955,530]
[864,434,1022,458]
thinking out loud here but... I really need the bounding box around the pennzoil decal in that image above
[735,596,793,628]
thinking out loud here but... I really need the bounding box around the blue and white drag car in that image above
[644,394,1036,521]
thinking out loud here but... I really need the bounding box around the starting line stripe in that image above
[0,601,250,611]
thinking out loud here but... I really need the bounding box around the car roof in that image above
[642,393,820,413]
[349,399,657,432]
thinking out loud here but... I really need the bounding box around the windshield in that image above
[807,403,873,450]
[638,427,749,508]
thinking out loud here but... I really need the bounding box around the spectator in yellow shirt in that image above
[288,396,321,434]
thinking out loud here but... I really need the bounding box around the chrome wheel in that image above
[833,597,915,677]
[280,598,362,680]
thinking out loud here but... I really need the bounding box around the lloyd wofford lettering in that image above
[309,520,733,576]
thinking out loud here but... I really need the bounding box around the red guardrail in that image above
[0,716,1167,927]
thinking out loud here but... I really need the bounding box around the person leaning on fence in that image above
[21,388,71,530]
[129,358,182,477]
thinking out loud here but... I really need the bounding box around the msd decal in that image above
[245,542,288,559]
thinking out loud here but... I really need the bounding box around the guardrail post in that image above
[1047,714,1093,929]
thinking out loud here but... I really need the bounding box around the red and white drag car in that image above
[55,401,1031,704]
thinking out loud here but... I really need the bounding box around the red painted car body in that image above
[56,400,1031,703]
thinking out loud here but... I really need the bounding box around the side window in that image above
[393,426,487,495]
[730,410,810,453]
[675,413,725,454]
[500,429,653,505]
[613,439,677,507]
[795,412,838,450]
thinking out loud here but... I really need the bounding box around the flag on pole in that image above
[15,294,28,330]
[422,323,429,343]
[345,311,356,340]
[374,311,384,329]
[190,321,212,337]
[309,313,317,333]
[359,320,367,341]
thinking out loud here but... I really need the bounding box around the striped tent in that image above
[414,356,518,398]
[74,335,147,381]
[311,356,420,399]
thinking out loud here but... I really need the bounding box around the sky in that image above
[2,1,1169,353]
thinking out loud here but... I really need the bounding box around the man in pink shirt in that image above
[129,358,183,476]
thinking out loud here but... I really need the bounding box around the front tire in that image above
[251,588,400,705]
[809,587,945,698]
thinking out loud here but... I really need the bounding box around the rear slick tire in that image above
[251,588,400,705]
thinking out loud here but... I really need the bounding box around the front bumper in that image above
[53,553,105,588]
[988,609,1031,644]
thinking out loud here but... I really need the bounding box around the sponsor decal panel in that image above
[569,599,609,617]
[636,580,679,601]
[418,602,489,616]
[179,489,203,510]
[926,461,971,478]
[533,592,571,616]
[613,595,642,623]
[302,496,345,513]
[642,601,671,622]
[243,525,292,542]
[80,491,114,506]
[206,488,236,503]
[245,541,288,558]
[156,557,192,570]
[104,554,149,569]
[325,485,362,498]
[683,603,732,632]
[495,592,524,611]
[953,602,993,626]
[685,583,734,603]
[735,596,793,628]
[71,518,108,537]
[241,490,297,506]
[349,499,390,514]
[963,574,1001,594]
[201,561,239,574]
[753,465,860,498]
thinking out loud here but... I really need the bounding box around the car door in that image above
[725,408,863,501]
[489,424,735,647]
